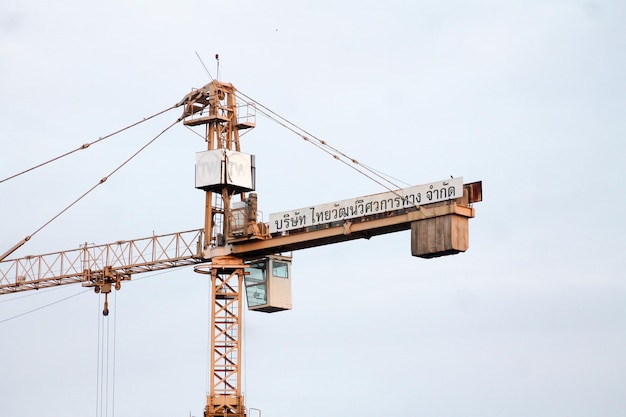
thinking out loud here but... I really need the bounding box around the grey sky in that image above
[1,1,625,417]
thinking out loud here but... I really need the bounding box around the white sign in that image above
[195,150,255,191]
[195,150,223,189]
[269,177,463,233]
[225,151,254,190]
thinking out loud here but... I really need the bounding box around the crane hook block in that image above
[102,293,110,316]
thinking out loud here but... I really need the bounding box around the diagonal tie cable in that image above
[0,116,182,262]
[0,105,178,185]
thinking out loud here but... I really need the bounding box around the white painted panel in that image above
[225,150,254,190]
[195,150,224,189]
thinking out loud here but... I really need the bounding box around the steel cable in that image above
[247,102,408,199]
[0,289,90,324]
[0,105,179,185]
[1,116,182,262]
[235,90,404,191]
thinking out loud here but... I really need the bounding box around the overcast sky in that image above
[1,1,625,417]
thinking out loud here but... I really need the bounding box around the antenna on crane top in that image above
[215,53,220,80]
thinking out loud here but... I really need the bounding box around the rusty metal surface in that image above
[466,181,483,203]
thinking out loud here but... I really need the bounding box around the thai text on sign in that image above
[268,177,463,233]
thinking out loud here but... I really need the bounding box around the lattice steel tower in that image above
[181,80,256,417]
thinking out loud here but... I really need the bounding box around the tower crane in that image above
[0,80,483,417]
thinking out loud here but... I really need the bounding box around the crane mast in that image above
[180,80,256,417]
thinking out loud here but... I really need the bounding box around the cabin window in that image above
[246,283,267,307]
[272,260,289,279]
